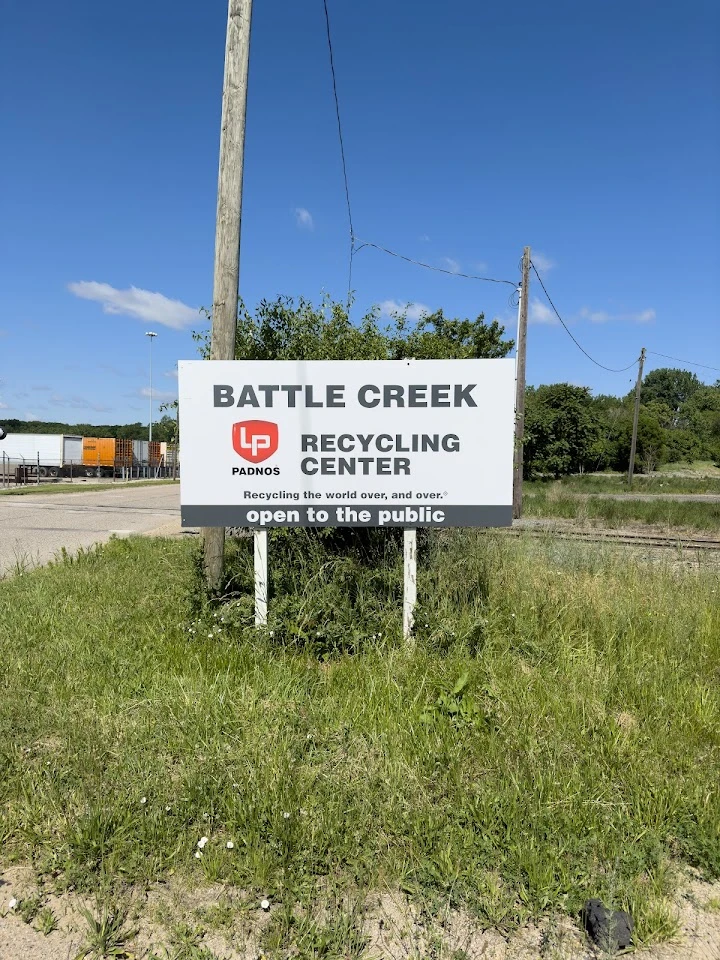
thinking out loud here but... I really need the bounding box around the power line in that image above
[321,4,517,299]
[354,237,517,286]
[530,261,639,373]
[322,0,354,305]
[646,351,720,374]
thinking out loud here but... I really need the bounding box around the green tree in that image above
[388,310,512,360]
[192,295,514,362]
[640,367,702,415]
[523,384,602,478]
[680,385,720,462]
[607,404,669,470]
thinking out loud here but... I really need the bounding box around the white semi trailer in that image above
[0,433,84,478]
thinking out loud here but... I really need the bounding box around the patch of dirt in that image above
[1,866,719,959]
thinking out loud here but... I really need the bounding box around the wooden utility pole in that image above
[512,247,531,519]
[203,0,254,590]
[627,347,646,487]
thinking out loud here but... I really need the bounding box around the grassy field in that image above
[524,486,720,534]
[525,474,720,496]
[657,460,720,477]
[0,478,179,497]
[0,530,718,955]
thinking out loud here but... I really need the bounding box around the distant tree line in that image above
[3,297,717,476]
[0,415,177,443]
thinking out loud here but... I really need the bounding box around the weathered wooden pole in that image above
[203,0,254,590]
[628,347,646,487]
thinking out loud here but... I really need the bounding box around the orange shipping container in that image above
[83,437,116,468]
[83,439,133,467]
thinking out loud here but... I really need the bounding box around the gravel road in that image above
[0,483,180,577]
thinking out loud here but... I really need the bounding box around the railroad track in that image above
[504,526,720,551]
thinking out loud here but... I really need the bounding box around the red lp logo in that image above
[232,420,279,463]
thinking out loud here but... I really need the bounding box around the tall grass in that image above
[525,487,720,533]
[525,474,720,495]
[0,532,717,946]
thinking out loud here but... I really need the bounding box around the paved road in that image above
[0,484,180,577]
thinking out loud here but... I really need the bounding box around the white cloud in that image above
[579,308,611,324]
[473,261,489,273]
[294,207,314,230]
[529,298,558,325]
[68,281,198,330]
[578,306,656,324]
[141,386,177,401]
[440,257,460,274]
[419,234,431,242]
[164,368,179,379]
[532,252,555,272]
[0,401,9,410]
[378,300,431,322]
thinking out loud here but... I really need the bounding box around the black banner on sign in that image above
[181,504,512,528]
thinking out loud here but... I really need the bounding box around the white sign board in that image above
[179,359,515,528]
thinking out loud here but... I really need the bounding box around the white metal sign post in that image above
[254,529,268,626]
[403,528,417,640]
[179,359,515,636]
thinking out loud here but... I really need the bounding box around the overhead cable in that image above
[354,238,517,286]
[646,351,720,374]
[322,0,355,304]
[530,261,640,373]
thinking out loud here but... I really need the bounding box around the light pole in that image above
[146,331,157,442]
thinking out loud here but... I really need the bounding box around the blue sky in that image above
[1,0,718,425]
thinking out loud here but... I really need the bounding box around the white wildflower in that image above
[194,851,202,859]
[140,797,147,805]
[261,899,270,911]
[197,836,209,849]
[226,841,234,849]
[283,812,290,820]
[8,898,18,911]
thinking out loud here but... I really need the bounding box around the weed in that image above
[420,672,493,728]
[148,947,221,960]
[261,901,367,958]
[35,905,59,935]
[17,893,43,924]
[75,903,137,959]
